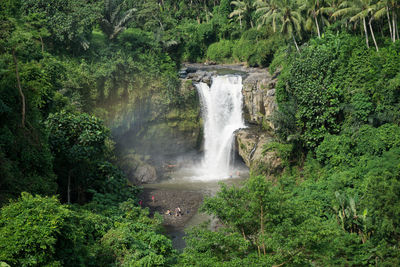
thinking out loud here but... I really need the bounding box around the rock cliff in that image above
[242,70,278,129]
[240,70,281,174]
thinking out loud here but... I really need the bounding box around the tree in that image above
[20,0,102,51]
[255,0,303,52]
[332,0,380,51]
[46,111,111,204]
[374,0,400,42]
[301,0,323,38]
[0,17,57,204]
[229,0,255,29]
[0,193,84,266]
[100,0,137,40]
[99,203,176,266]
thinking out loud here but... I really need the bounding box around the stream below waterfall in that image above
[142,166,249,250]
[139,74,249,250]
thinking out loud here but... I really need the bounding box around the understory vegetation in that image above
[1,0,400,266]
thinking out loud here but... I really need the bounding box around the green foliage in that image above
[100,205,176,266]
[20,0,102,52]
[46,111,121,203]
[263,141,294,166]
[179,226,253,266]
[277,38,343,149]
[230,29,284,67]
[0,193,83,266]
[316,124,400,168]
[0,193,176,267]
[181,22,217,62]
[206,39,235,63]
[0,17,57,204]
[275,33,400,149]
[181,175,346,266]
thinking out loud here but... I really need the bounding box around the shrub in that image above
[206,39,234,62]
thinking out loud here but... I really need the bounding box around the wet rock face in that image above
[242,71,278,129]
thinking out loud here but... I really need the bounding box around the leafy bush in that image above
[232,30,283,67]
[0,193,84,266]
[0,194,176,267]
[206,39,234,62]
[232,38,255,62]
[181,22,217,62]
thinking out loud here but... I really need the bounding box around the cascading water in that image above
[194,75,245,180]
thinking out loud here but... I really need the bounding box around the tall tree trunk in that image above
[204,3,209,22]
[241,227,246,240]
[12,49,25,128]
[386,6,393,40]
[369,18,379,51]
[314,13,321,38]
[396,13,399,40]
[67,171,71,204]
[39,35,44,53]
[292,34,300,52]
[320,10,325,32]
[260,200,266,255]
[363,17,370,48]
[393,10,396,42]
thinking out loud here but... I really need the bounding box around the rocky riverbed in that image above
[139,187,203,230]
[137,169,249,250]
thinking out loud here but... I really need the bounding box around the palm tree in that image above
[319,0,341,19]
[100,0,136,40]
[373,0,392,40]
[255,0,303,52]
[384,0,400,42]
[333,0,379,51]
[230,0,255,29]
[254,0,280,32]
[301,0,322,38]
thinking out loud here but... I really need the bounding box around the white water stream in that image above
[193,75,246,180]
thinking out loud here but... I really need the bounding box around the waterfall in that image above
[194,75,245,180]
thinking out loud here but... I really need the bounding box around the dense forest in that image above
[1,0,400,266]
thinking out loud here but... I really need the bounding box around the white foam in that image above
[192,75,246,181]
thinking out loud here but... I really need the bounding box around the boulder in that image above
[119,153,158,184]
[134,164,157,184]
[236,127,281,174]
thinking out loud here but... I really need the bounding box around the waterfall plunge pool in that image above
[142,166,249,250]
[140,74,249,250]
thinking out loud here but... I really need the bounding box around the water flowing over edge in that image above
[189,75,246,181]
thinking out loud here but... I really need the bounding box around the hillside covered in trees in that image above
[1,0,400,266]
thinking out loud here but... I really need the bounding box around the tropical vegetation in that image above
[1,0,400,266]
